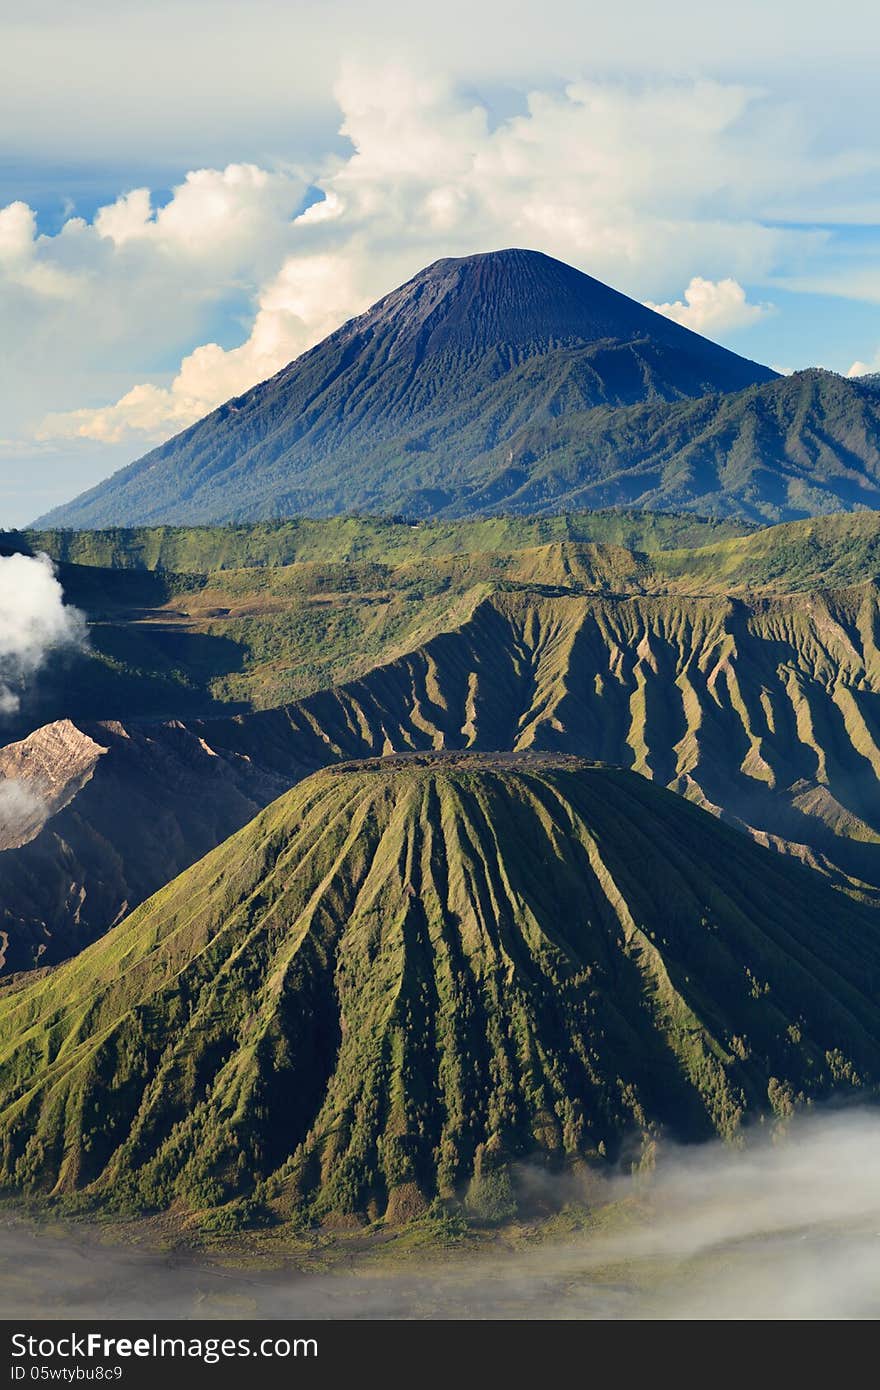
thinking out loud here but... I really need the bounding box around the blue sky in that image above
[1,0,879,524]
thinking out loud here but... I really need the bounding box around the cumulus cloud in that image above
[0,553,86,715]
[0,202,78,299]
[847,350,880,378]
[0,162,308,471]
[93,164,303,258]
[645,276,771,335]
[39,254,372,444]
[1,64,871,472]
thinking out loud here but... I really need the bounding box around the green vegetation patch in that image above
[1,753,877,1227]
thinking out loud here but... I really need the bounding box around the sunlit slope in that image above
[5,576,880,977]
[18,508,750,572]
[8,510,880,733]
[205,583,880,892]
[2,754,878,1224]
[655,511,880,592]
[21,508,880,595]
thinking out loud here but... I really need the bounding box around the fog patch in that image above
[0,552,86,716]
[2,1107,879,1320]
[0,777,45,844]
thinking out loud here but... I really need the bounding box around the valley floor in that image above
[4,1108,880,1321]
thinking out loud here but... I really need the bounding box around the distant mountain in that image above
[2,754,878,1225]
[36,249,777,528]
[474,367,880,523]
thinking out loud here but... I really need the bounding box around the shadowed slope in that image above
[205,582,880,893]
[1,754,878,1226]
[0,719,294,973]
[6,573,880,975]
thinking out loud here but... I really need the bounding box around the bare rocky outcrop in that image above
[0,717,299,973]
[0,719,107,850]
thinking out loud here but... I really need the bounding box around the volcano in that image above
[1,752,877,1225]
[37,249,778,528]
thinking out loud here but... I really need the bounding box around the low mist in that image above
[2,1106,879,1320]
[0,777,45,844]
[0,552,85,717]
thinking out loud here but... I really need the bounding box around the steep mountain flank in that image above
[1,755,877,1225]
[5,576,880,973]
[472,368,880,524]
[35,250,776,528]
[208,583,880,893]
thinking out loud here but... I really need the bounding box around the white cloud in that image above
[4,3,880,179]
[645,276,771,336]
[92,188,154,248]
[0,202,78,299]
[39,253,371,444]
[847,351,880,378]
[93,164,301,257]
[30,69,840,448]
[0,64,874,474]
[0,161,308,464]
[0,553,86,714]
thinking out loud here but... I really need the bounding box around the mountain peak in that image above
[37,249,779,529]
[343,247,760,362]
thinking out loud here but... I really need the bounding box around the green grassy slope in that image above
[6,510,880,733]
[2,754,877,1226]
[15,509,751,571]
[5,513,880,977]
[654,511,880,591]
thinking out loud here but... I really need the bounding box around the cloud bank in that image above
[0,553,86,715]
[3,64,870,475]
[2,1107,879,1319]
